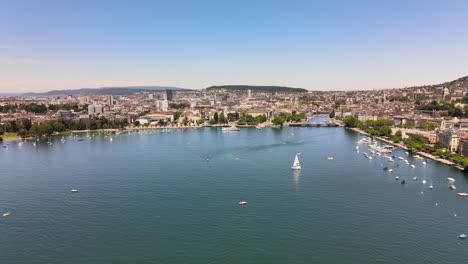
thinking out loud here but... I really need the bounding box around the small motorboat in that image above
[327,156,334,160]
[459,234,467,239]
[449,185,457,190]
[429,185,434,190]
[458,193,468,197]
[447,178,455,182]
[410,164,416,168]
[3,212,11,217]
[71,189,78,193]
[238,201,248,205]
[422,161,426,165]
[395,176,399,180]
[422,180,427,184]
[388,169,393,172]
[413,176,418,181]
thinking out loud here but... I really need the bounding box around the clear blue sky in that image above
[1,0,468,92]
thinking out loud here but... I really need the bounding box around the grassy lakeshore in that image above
[0,132,21,141]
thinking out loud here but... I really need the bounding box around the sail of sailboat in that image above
[291,153,301,170]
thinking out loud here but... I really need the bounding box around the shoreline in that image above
[347,127,463,171]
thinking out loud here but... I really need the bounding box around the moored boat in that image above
[222,126,240,132]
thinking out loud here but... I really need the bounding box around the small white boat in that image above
[368,156,372,160]
[327,156,334,160]
[398,157,405,160]
[410,164,415,168]
[291,153,301,170]
[71,189,78,193]
[447,178,455,182]
[405,152,409,155]
[449,185,457,190]
[388,169,393,172]
[429,185,434,190]
[222,126,240,132]
[422,161,426,165]
[3,212,11,217]
[422,180,427,184]
[457,193,468,197]
[110,137,113,142]
[255,126,262,130]
[238,201,248,205]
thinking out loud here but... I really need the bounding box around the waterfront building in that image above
[437,128,464,153]
[458,134,468,156]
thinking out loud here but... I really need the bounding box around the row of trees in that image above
[0,117,128,138]
[209,112,229,124]
[271,112,306,127]
[169,103,189,109]
[0,103,88,114]
[343,116,394,137]
[416,100,468,118]
[237,114,267,126]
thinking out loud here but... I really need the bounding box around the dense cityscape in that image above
[2,76,468,168]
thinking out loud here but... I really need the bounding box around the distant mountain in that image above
[206,85,308,93]
[22,86,190,97]
[0,93,22,97]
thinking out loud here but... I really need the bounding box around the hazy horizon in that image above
[1,0,468,93]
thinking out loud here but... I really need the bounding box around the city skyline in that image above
[1,0,468,93]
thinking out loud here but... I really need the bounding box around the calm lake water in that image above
[1,127,468,264]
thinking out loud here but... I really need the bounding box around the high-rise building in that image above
[247,89,251,98]
[166,89,173,101]
[107,95,114,106]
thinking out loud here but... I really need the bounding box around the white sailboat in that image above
[291,153,301,170]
